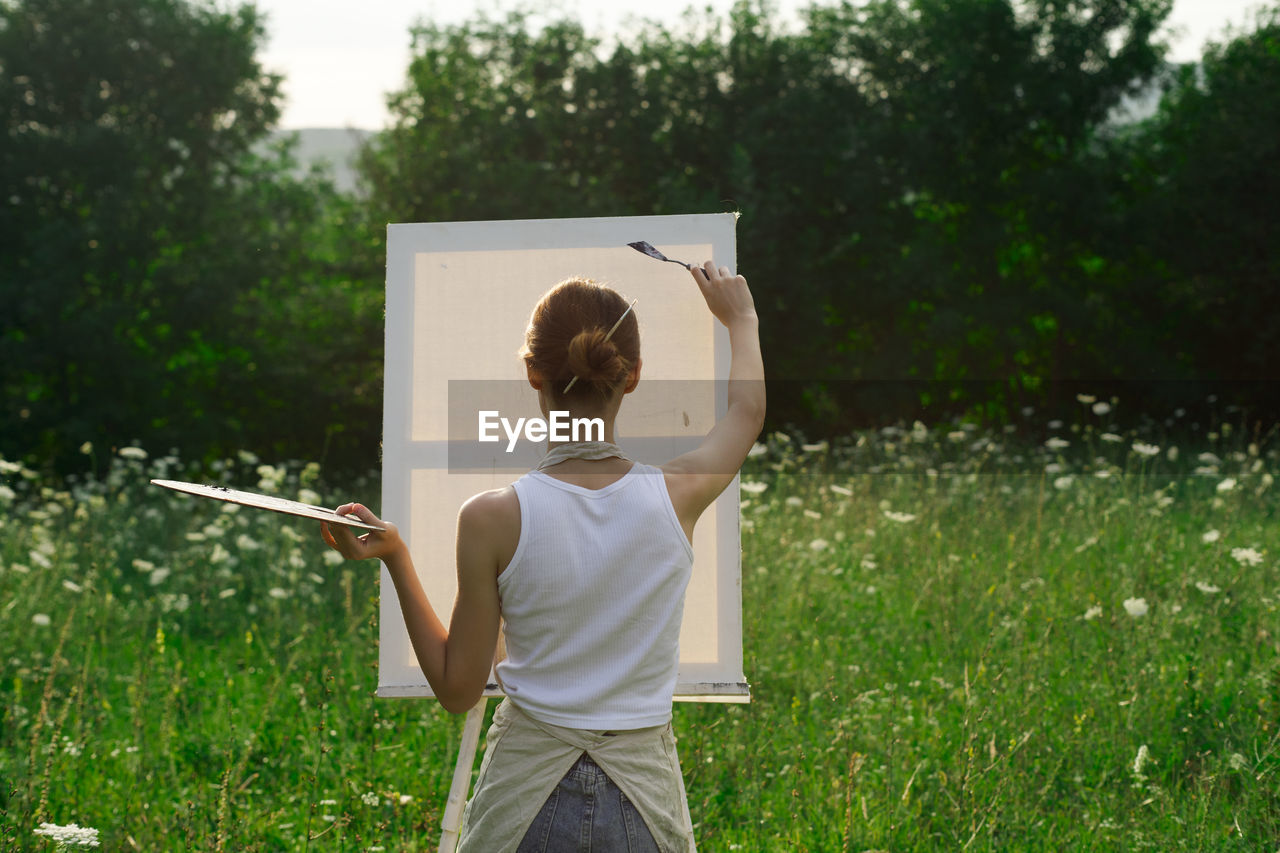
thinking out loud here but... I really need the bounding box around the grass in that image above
[2,408,1280,850]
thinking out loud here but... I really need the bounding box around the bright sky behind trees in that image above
[257,0,1270,129]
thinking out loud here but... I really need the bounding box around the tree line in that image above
[3,0,1278,474]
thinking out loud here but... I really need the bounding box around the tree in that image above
[0,0,384,471]
[1114,5,1280,401]
[359,0,1186,432]
[804,0,1174,418]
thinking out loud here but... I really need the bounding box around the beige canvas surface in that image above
[379,214,746,701]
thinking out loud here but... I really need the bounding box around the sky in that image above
[255,0,1272,129]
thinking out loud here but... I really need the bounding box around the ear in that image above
[623,357,642,394]
[526,362,544,391]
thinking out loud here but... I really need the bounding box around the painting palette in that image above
[151,479,385,531]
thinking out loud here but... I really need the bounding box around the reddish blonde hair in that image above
[520,277,639,405]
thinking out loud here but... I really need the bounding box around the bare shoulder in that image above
[458,486,521,575]
[459,486,520,531]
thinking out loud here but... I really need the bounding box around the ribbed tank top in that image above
[496,462,695,729]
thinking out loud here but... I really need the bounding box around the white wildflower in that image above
[829,484,853,497]
[32,613,51,627]
[62,579,83,593]
[1045,437,1070,450]
[1054,476,1074,490]
[33,823,100,847]
[1132,442,1160,457]
[29,550,52,570]
[1198,452,1222,465]
[1092,401,1111,415]
[235,533,260,551]
[809,538,829,552]
[219,588,237,599]
[298,488,322,507]
[1228,753,1249,771]
[785,496,802,508]
[1100,432,1123,443]
[883,510,917,523]
[740,481,768,495]
[1076,394,1096,405]
[1194,581,1220,594]
[0,485,15,504]
[1167,446,1179,462]
[801,441,828,453]
[1132,744,1153,777]
[1202,529,1220,544]
[148,567,170,586]
[1094,469,1112,479]
[1083,605,1103,620]
[1231,547,1263,567]
[361,791,380,807]
[322,550,344,567]
[1122,597,1149,617]
[118,446,147,460]
[268,587,289,599]
[160,593,189,613]
[398,794,412,805]
[747,442,768,458]
[1216,478,1237,493]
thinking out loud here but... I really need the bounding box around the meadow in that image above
[2,402,1279,851]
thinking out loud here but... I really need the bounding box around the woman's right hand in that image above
[321,503,408,564]
[691,260,757,328]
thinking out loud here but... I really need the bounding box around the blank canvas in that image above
[379,214,746,702]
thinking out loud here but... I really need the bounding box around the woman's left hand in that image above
[321,503,407,563]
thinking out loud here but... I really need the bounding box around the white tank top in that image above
[496,462,694,729]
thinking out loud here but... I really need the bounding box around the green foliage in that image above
[3,421,1279,849]
[0,0,383,473]
[5,0,1280,469]
[360,0,1226,432]
[1109,5,1280,387]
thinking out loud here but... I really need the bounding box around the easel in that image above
[377,214,749,851]
[437,696,488,853]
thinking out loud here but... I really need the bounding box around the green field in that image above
[3,414,1279,850]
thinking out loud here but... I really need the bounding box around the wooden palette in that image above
[151,479,385,531]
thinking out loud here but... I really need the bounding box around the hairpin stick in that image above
[563,298,638,395]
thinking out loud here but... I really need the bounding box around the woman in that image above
[322,260,764,851]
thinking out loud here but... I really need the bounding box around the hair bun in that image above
[567,328,628,391]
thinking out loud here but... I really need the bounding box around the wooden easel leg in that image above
[438,697,488,853]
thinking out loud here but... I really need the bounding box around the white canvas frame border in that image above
[378,214,747,702]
